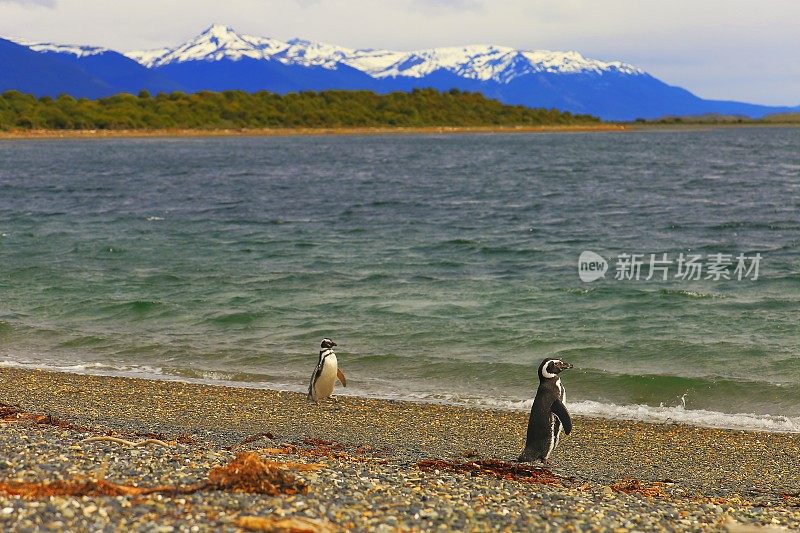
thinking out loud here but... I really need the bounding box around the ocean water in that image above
[1,128,799,431]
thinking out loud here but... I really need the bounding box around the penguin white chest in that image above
[314,353,338,399]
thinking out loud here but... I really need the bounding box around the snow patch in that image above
[124,24,645,80]
[11,38,109,58]
[126,24,289,68]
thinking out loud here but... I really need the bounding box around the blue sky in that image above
[1,0,798,105]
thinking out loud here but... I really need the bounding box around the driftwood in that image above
[80,436,173,447]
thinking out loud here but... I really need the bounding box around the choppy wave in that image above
[658,288,724,299]
[2,131,800,435]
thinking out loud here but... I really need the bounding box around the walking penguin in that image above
[518,358,573,463]
[307,338,347,404]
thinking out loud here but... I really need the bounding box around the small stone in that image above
[420,509,439,520]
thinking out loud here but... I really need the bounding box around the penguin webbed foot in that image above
[517,450,553,467]
[516,451,536,463]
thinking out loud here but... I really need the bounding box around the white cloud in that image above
[410,0,484,12]
[0,0,57,7]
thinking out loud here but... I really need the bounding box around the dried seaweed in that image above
[0,479,193,498]
[80,436,173,447]
[257,442,388,465]
[1,405,197,445]
[611,478,668,498]
[0,403,22,418]
[243,432,276,445]
[227,432,277,450]
[260,446,297,455]
[416,459,562,485]
[780,493,800,507]
[292,438,347,459]
[176,434,197,444]
[0,452,318,500]
[206,452,314,495]
[0,406,95,433]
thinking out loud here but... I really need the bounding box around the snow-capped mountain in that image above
[3,24,797,120]
[126,24,644,82]
[3,36,184,96]
[126,25,288,68]
[12,39,110,58]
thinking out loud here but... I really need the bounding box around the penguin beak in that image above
[557,361,573,371]
[331,341,337,347]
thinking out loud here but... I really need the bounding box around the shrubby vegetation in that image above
[0,88,599,130]
[634,113,800,125]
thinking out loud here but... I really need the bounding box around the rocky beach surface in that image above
[0,367,798,532]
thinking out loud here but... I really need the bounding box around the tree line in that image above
[0,88,600,130]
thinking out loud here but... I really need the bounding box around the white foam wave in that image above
[0,359,298,392]
[2,359,798,433]
[569,400,800,433]
[0,359,164,377]
[354,391,800,433]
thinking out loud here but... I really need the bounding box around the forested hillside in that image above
[0,88,599,130]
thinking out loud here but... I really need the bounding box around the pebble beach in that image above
[0,367,799,532]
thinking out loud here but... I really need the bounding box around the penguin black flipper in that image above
[307,358,325,398]
[551,399,572,435]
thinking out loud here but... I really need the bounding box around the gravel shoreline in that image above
[0,124,627,140]
[1,367,799,531]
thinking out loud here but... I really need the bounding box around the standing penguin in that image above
[307,338,347,404]
[518,358,573,464]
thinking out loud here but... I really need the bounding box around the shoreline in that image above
[0,124,625,140]
[1,366,799,530]
[0,122,797,140]
[3,361,798,434]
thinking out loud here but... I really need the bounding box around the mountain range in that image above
[2,24,797,121]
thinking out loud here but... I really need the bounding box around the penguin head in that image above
[320,338,337,349]
[538,358,572,380]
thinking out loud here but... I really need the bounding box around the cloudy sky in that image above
[2,0,798,105]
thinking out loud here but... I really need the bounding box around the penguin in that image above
[518,358,573,464]
[307,338,347,404]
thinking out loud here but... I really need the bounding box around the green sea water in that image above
[1,128,798,429]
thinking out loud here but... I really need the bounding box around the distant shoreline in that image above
[0,124,626,139]
[2,122,798,140]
